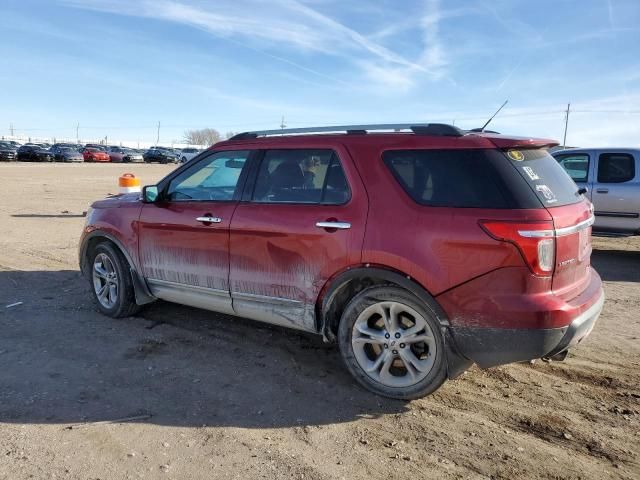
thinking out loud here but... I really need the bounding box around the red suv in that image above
[79,124,604,399]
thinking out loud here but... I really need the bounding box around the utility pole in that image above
[280,116,286,130]
[9,123,14,136]
[76,122,80,143]
[562,103,571,148]
[156,121,161,145]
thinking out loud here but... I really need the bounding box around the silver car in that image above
[553,148,640,235]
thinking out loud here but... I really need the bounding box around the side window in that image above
[598,153,635,183]
[167,150,250,201]
[383,149,510,208]
[251,149,350,204]
[555,153,590,182]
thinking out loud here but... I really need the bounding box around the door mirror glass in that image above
[143,185,159,203]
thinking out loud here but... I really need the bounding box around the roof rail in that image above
[228,123,464,141]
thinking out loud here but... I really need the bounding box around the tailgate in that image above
[548,201,594,298]
[497,147,595,300]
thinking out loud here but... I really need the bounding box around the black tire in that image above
[88,242,141,318]
[338,285,447,400]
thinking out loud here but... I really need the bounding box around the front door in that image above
[592,151,640,234]
[138,150,251,314]
[229,147,367,332]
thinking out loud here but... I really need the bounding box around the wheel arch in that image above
[316,264,472,380]
[79,230,155,305]
[317,265,450,337]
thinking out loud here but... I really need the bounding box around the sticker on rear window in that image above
[507,150,525,161]
[523,166,540,180]
[535,184,557,204]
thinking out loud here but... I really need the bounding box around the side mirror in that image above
[142,185,160,203]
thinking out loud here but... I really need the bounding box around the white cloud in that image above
[65,0,445,89]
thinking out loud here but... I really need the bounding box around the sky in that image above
[0,0,639,147]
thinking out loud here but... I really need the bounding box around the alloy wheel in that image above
[351,301,437,388]
[92,253,119,309]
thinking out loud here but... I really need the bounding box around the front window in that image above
[555,153,590,182]
[166,150,250,201]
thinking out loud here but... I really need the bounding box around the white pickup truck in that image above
[553,148,640,236]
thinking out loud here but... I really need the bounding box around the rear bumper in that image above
[447,276,604,368]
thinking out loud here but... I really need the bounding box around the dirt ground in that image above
[0,163,638,480]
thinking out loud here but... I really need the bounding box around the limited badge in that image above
[523,166,540,180]
[507,150,525,161]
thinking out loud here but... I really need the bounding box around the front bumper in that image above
[448,286,604,369]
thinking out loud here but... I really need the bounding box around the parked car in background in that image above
[143,147,179,164]
[0,142,18,161]
[17,144,54,162]
[79,123,603,400]
[179,147,202,163]
[107,146,144,163]
[84,143,107,152]
[553,148,640,236]
[82,147,110,162]
[55,147,84,163]
[51,143,77,159]
[1,140,21,148]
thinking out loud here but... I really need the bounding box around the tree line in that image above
[183,128,238,146]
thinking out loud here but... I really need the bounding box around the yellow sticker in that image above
[507,150,525,161]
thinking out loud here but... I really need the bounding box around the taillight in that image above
[480,220,555,276]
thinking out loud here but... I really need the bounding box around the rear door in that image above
[228,145,367,332]
[592,150,640,234]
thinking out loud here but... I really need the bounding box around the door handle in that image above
[316,221,351,230]
[196,216,222,223]
[596,188,609,194]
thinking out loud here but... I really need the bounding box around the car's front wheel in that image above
[338,285,447,400]
[89,242,141,318]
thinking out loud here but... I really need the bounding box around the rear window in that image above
[504,149,582,206]
[383,148,582,209]
[597,153,635,183]
[384,149,540,209]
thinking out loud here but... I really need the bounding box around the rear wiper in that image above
[577,187,588,195]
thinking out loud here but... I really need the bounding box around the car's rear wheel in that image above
[90,242,141,318]
[338,285,447,400]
